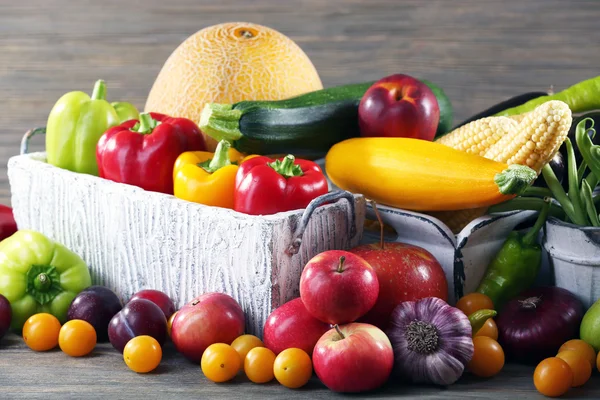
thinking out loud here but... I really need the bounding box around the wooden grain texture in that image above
[7,152,365,336]
[2,0,600,206]
[1,332,599,400]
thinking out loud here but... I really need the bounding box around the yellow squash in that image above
[325,137,537,212]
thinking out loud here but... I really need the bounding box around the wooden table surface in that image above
[2,332,600,400]
[2,0,600,398]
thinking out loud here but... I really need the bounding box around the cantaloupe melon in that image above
[145,22,324,151]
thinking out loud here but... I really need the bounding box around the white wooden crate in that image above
[7,143,365,336]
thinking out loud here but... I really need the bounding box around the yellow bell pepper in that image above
[173,140,246,209]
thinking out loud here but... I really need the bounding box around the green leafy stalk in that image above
[577,160,588,183]
[522,198,551,246]
[586,171,599,190]
[522,186,553,198]
[487,197,566,220]
[582,180,600,227]
[576,118,600,182]
[565,138,589,226]
[542,163,577,223]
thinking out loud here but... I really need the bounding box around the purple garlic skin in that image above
[386,296,474,386]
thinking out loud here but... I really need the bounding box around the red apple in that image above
[263,297,331,355]
[313,323,394,393]
[300,250,379,325]
[351,241,448,330]
[129,289,176,320]
[358,74,440,141]
[171,292,245,363]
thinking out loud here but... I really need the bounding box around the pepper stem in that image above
[34,273,51,292]
[522,198,552,246]
[26,265,63,305]
[199,140,232,173]
[133,113,159,135]
[91,79,107,101]
[337,256,346,273]
[334,324,345,340]
[494,165,537,196]
[269,155,303,178]
[468,309,497,337]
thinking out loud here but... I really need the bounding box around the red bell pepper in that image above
[0,205,17,242]
[234,154,328,215]
[96,112,205,194]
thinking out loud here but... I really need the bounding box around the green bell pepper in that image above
[0,230,92,331]
[45,79,139,176]
[112,101,140,123]
[476,199,551,310]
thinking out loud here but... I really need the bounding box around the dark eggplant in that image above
[533,150,565,189]
[452,91,549,131]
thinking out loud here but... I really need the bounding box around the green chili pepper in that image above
[468,309,497,337]
[476,199,551,310]
[45,79,139,176]
[495,75,600,117]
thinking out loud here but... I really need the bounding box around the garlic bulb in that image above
[386,297,474,386]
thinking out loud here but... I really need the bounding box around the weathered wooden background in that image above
[1,0,598,208]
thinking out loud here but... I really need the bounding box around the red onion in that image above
[497,286,584,364]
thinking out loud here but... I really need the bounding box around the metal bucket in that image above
[544,216,600,308]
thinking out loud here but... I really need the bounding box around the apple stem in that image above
[334,324,345,339]
[370,200,385,250]
[337,256,346,273]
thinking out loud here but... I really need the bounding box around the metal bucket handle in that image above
[21,127,46,155]
[287,190,357,255]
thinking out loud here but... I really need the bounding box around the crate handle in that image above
[287,190,357,255]
[21,127,46,155]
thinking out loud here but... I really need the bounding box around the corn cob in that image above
[435,117,518,156]
[430,100,572,233]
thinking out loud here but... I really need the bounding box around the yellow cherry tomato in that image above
[22,313,61,352]
[558,339,596,368]
[468,336,505,378]
[59,319,97,357]
[557,350,592,387]
[245,347,276,384]
[273,348,313,389]
[123,335,162,373]
[201,343,242,383]
[534,357,573,397]
[231,334,264,361]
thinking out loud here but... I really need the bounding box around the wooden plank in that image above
[1,333,597,399]
[1,0,600,209]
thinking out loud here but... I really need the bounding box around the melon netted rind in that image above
[144,22,324,151]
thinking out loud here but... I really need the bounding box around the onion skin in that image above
[497,287,584,364]
[386,297,474,386]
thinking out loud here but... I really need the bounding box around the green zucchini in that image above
[199,80,453,158]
